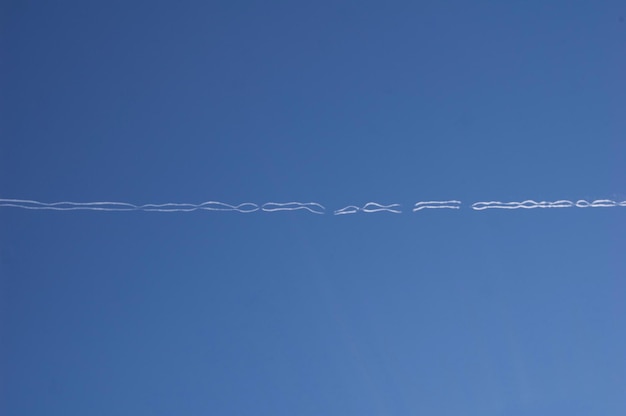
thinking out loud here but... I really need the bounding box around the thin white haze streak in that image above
[333,205,360,215]
[0,199,260,213]
[141,202,260,213]
[334,202,402,215]
[3,198,626,214]
[472,199,626,211]
[261,202,326,214]
[0,199,137,211]
[413,200,462,211]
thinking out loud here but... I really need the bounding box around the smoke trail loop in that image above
[413,200,462,211]
[472,199,626,211]
[550,200,574,208]
[0,199,260,213]
[197,201,259,212]
[362,202,402,213]
[261,202,325,214]
[0,199,138,211]
[3,198,626,215]
[333,205,360,215]
[334,202,401,214]
[588,199,617,208]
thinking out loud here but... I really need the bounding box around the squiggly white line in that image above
[140,201,260,213]
[413,200,462,211]
[261,202,325,214]
[0,199,260,213]
[333,205,361,215]
[334,202,402,215]
[0,199,138,211]
[471,199,626,210]
[2,198,625,215]
[362,202,402,213]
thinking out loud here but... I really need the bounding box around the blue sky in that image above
[2,1,626,414]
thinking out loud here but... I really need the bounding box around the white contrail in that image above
[206,202,260,213]
[413,200,462,211]
[362,202,402,213]
[471,199,626,211]
[333,205,361,215]
[334,202,402,215]
[0,199,318,213]
[0,199,260,213]
[2,198,625,215]
[0,199,138,211]
[261,202,325,214]
[140,201,260,212]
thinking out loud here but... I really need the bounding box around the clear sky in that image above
[2,1,626,414]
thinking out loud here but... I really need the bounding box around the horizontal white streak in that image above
[261,202,325,214]
[472,199,626,210]
[334,202,402,215]
[413,200,462,211]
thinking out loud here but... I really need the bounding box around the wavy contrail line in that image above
[471,199,626,210]
[333,205,360,215]
[140,202,260,212]
[2,198,625,214]
[0,199,138,211]
[413,200,462,211]
[0,199,260,213]
[262,202,325,214]
[362,202,402,213]
[334,202,402,215]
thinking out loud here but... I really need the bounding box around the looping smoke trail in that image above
[3,198,625,215]
[334,202,402,215]
[261,202,325,214]
[0,199,138,211]
[0,199,260,213]
[218,202,259,213]
[362,202,401,213]
[580,199,626,208]
[471,199,626,211]
[140,201,260,213]
[413,200,462,211]
[549,200,574,208]
[334,205,360,215]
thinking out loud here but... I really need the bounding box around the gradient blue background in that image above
[2,1,626,414]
